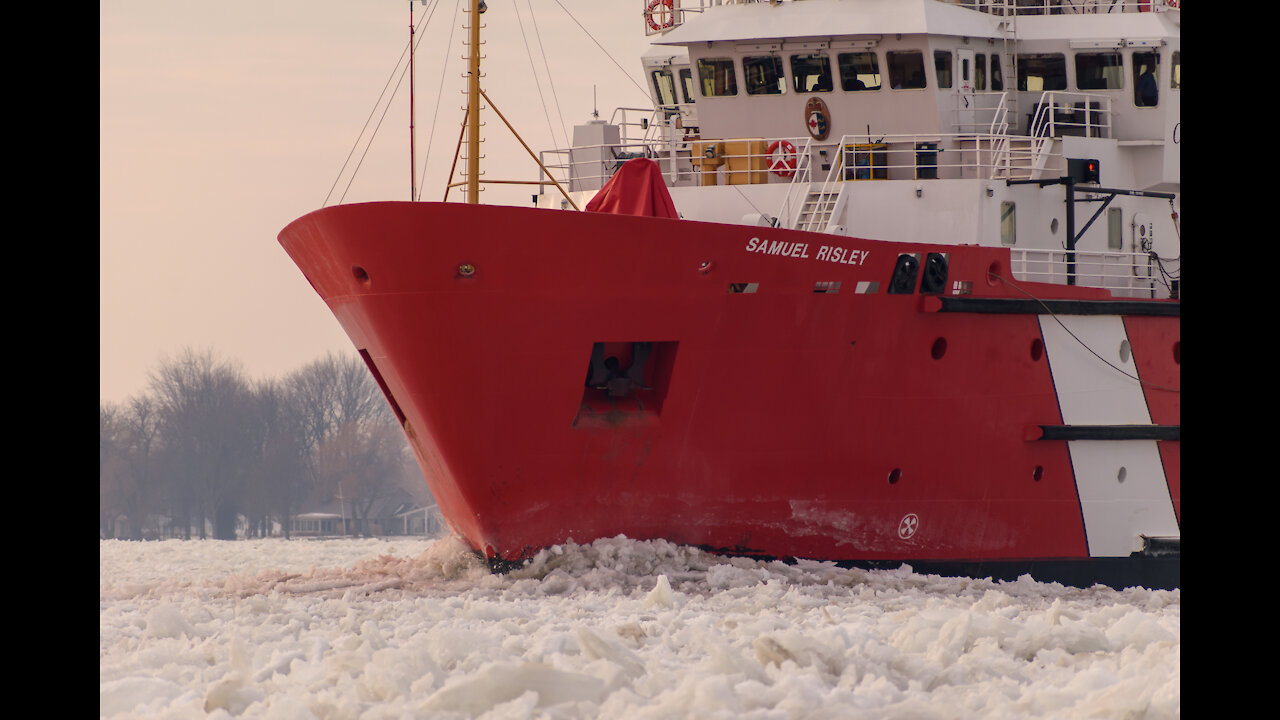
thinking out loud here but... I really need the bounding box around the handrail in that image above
[1010,248,1176,299]
[644,0,1179,35]
[537,130,1078,194]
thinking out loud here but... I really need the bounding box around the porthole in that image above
[931,337,948,360]
[888,468,902,485]
[352,266,370,283]
[1173,340,1180,365]
[1033,465,1044,481]
[1119,339,1132,364]
[1030,338,1044,362]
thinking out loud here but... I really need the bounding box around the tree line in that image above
[100,348,430,540]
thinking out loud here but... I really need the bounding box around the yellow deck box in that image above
[724,138,768,185]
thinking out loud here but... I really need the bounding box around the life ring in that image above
[646,0,674,31]
[768,140,797,178]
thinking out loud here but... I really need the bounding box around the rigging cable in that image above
[990,271,1179,393]
[514,0,563,155]
[336,4,437,206]
[526,0,570,151]
[323,14,418,208]
[418,0,463,200]
[552,0,652,103]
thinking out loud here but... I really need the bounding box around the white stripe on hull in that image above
[1039,315,1180,557]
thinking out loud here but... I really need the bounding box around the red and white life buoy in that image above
[646,0,675,31]
[768,140,797,178]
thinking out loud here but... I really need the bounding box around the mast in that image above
[466,0,484,203]
[409,1,417,201]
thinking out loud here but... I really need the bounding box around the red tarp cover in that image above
[584,157,680,219]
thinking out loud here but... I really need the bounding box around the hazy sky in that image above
[100,0,653,405]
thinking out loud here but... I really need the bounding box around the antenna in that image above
[592,85,599,119]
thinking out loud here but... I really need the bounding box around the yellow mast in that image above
[466,0,483,204]
[447,0,578,210]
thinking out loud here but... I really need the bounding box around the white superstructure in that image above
[536,0,1179,300]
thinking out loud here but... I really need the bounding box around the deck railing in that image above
[540,130,1073,193]
[644,0,1180,35]
[1010,248,1175,298]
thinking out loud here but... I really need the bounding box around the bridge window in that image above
[934,50,953,89]
[791,53,833,93]
[1133,51,1159,107]
[744,55,787,95]
[837,51,881,91]
[1170,51,1180,89]
[651,69,677,106]
[1017,53,1067,92]
[679,68,696,102]
[697,58,738,96]
[1075,52,1123,90]
[975,53,986,90]
[888,51,927,89]
[992,53,1004,91]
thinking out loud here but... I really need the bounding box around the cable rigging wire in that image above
[525,0,570,151]
[514,0,565,154]
[326,1,443,207]
[322,26,415,207]
[552,0,652,103]
[417,0,463,201]
[991,272,1179,393]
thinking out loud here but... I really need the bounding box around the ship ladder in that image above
[793,187,842,233]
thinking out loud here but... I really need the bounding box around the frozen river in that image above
[100,535,1178,718]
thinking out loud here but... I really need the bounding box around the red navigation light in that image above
[1068,158,1100,184]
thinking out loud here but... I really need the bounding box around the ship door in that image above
[956,49,977,132]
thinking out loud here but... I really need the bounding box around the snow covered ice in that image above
[100,535,1179,719]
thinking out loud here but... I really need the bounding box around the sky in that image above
[100,0,654,405]
[100,535,1180,718]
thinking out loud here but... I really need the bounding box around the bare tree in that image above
[101,397,164,539]
[286,352,387,456]
[149,348,257,539]
[246,379,307,538]
[312,418,409,536]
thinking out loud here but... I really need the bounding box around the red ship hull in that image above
[279,201,1179,587]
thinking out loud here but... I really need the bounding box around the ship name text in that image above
[745,237,868,265]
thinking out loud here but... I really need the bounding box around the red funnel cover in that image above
[584,157,680,219]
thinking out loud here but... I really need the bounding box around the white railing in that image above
[645,0,1180,34]
[1026,92,1114,139]
[1010,248,1174,298]
[947,0,1180,15]
[538,129,1076,195]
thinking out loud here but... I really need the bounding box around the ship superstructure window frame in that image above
[934,50,953,89]
[1000,201,1016,246]
[743,54,787,95]
[679,67,696,102]
[697,57,739,97]
[651,68,678,107]
[837,51,881,91]
[1017,53,1067,92]
[991,53,1004,91]
[1170,51,1180,90]
[1107,207,1123,251]
[1075,52,1124,91]
[791,53,834,93]
[888,50,927,90]
[975,53,987,90]
[1132,51,1160,107]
